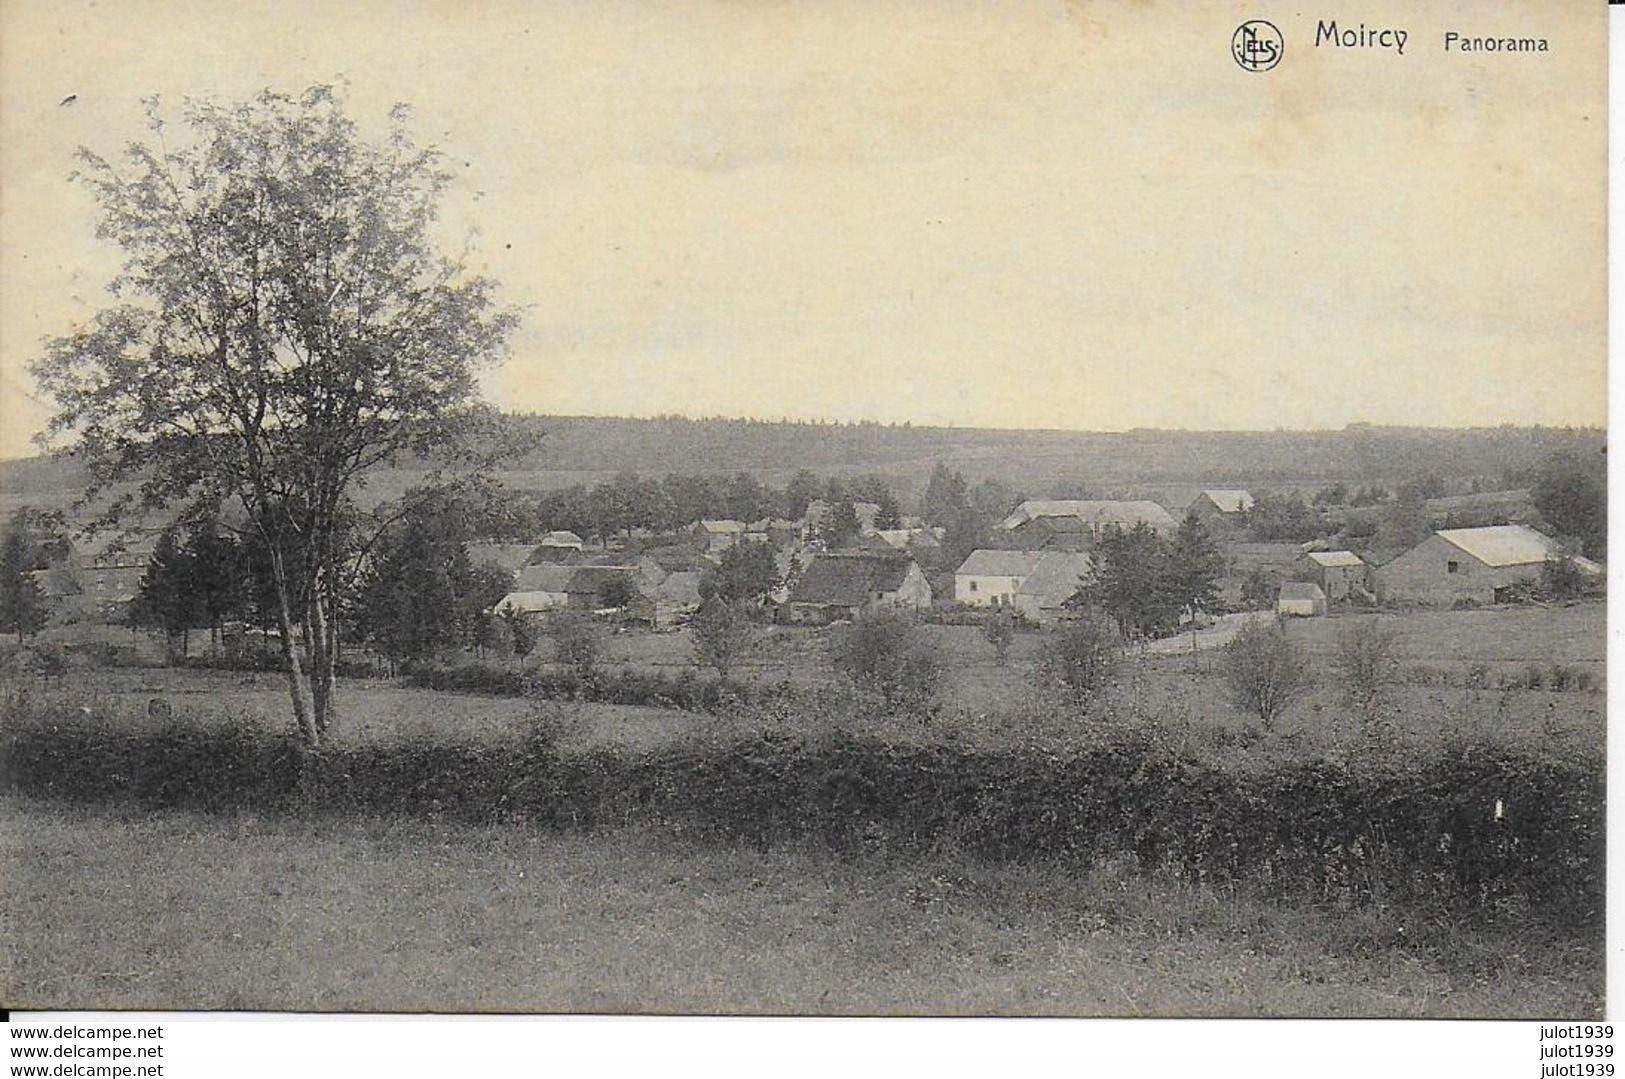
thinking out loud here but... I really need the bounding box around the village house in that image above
[1010,551,1094,623]
[1301,550,1367,601]
[998,500,1177,549]
[692,519,746,554]
[954,549,1044,607]
[1186,489,1255,528]
[1373,524,1596,606]
[528,531,587,563]
[1277,581,1328,617]
[495,564,578,615]
[953,549,1091,620]
[785,552,932,623]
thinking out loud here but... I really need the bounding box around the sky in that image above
[0,0,1607,459]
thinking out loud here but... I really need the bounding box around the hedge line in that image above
[0,702,1601,930]
[402,661,788,713]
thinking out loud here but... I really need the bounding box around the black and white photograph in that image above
[0,0,1610,1066]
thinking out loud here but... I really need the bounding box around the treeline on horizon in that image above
[0,413,1604,511]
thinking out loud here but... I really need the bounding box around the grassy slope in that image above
[37,603,1605,756]
[0,800,1599,1017]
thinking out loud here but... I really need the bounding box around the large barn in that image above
[785,552,932,623]
[998,500,1177,549]
[1373,524,1593,606]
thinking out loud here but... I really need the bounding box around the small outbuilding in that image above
[1276,581,1328,617]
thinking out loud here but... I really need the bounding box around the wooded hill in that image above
[0,414,1604,516]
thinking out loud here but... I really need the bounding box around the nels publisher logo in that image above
[1232,20,1284,71]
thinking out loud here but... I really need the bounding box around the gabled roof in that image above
[514,564,578,593]
[651,571,703,605]
[956,549,1045,577]
[1014,552,1093,603]
[1199,490,1255,514]
[1000,500,1177,532]
[1306,550,1364,568]
[1434,525,1561,568]
[696,519,746,534]
[1278,581,1326,601]
[565,565,639,593]
[539,530,583,547]
[790,553,917,606]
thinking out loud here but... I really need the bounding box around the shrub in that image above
[1334,619,1399,725]
[691,596,754,680]
[502,607,537,659]
[1222,621,1311,729]
[981,611,1017,665]
[1539,557,1588,602]
[1037,612,1120,709]
[549,614,599,680]
[829,608,942,716]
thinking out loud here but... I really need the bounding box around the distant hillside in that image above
[0,415,1604,518]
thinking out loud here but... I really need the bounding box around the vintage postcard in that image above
[0,0,1607,1048]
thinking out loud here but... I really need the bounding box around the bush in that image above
[1334,619,1399,725]
[980,611,1017,665]
[549,614,599,679]
[1222,621,1311,729]
[1038,613,1120,709]
[691,597,755,680]
[829,608,942,716]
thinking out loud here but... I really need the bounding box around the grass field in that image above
[0,799,1599,1017]
[27,601,1604,756]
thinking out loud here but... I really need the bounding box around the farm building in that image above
[692,519,746,553]
[998,500,1177,548]
[1301,550,1367,600]
[628,570,703,628]
[785,552,932,623]
[955,549,1044,607]
[954,549,1092,620]
[495,564,578,615]
[1010,552,1094,622]
[1373,524,1593,606]
[68,529,163,618]
[1186,489,1255,527]
[540,530,583,551]
[1276,581,1328,617]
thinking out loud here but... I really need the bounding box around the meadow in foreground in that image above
[0,800,1599,1017]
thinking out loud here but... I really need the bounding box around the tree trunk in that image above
[269,549,319,745]
[307,584,337,738]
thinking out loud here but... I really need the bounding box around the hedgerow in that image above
[0,697,1601,932]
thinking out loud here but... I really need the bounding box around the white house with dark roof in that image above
[954,549,1092,617]
[1373,525,1597,606]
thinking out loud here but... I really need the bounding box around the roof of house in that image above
[1306,550,1364,568]
[696,519,746,534]
[514,564,579,593]
[1435,525,1562,568]
[565,565,639,593]
[539,530,583,547]
[1199,490,1255,514]
[1278,581,1327,601]
[1014,552,1094,603]
[651,571,703,605]
[1000,500,1177,532]
[956,549,1045,577]
[789,553,917,606]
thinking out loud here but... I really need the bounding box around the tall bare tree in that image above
[32,87,517,744]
